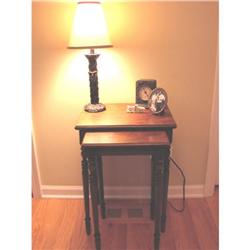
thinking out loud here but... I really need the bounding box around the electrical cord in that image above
[168,156,186,212]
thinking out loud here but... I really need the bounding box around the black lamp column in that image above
[84,48,106,113]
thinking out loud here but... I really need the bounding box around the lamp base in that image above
[84,103,106,113]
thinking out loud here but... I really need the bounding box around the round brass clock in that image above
[139,86,153,101]
[148,88,168,114]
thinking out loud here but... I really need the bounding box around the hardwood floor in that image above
[32,188,218,250]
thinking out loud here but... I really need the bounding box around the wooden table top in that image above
[75,103,177,130]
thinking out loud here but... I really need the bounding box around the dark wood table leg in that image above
[161,148,170,233]
[153,152,163,250]
[88,152,101,250]
[96,155,106,219]
[81,147,91,235]
[94,161,100,206]
[150,155,155,220]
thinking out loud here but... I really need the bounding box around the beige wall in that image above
[32,1,218,187]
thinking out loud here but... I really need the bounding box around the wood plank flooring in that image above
[32,189,218,250]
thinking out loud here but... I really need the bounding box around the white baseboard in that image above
[41,185,204,199]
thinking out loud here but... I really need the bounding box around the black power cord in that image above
[168,156,186,212]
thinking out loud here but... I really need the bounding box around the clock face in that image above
[136,80,157,106]
[139,87,153,101]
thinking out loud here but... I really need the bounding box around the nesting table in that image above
[75,103,177,250]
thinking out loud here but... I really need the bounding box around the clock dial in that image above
[135,79,156,106]
[139,87,152,101]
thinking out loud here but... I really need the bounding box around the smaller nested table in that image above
[81,131,170,250]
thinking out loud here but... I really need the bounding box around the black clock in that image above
[136,79,157,107]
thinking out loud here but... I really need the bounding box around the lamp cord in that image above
[168,156,186,212]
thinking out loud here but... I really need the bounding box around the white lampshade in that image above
[69,1,112,49]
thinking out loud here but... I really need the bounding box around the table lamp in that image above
[68,1,112,112]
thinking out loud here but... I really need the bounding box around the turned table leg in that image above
[88,152,101,250]
[96,155,106,219]
[81,147,91,235]
[150,155,156,220]
[94,161,100,206]
[161,149,170,233]
[153,152,164,250]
